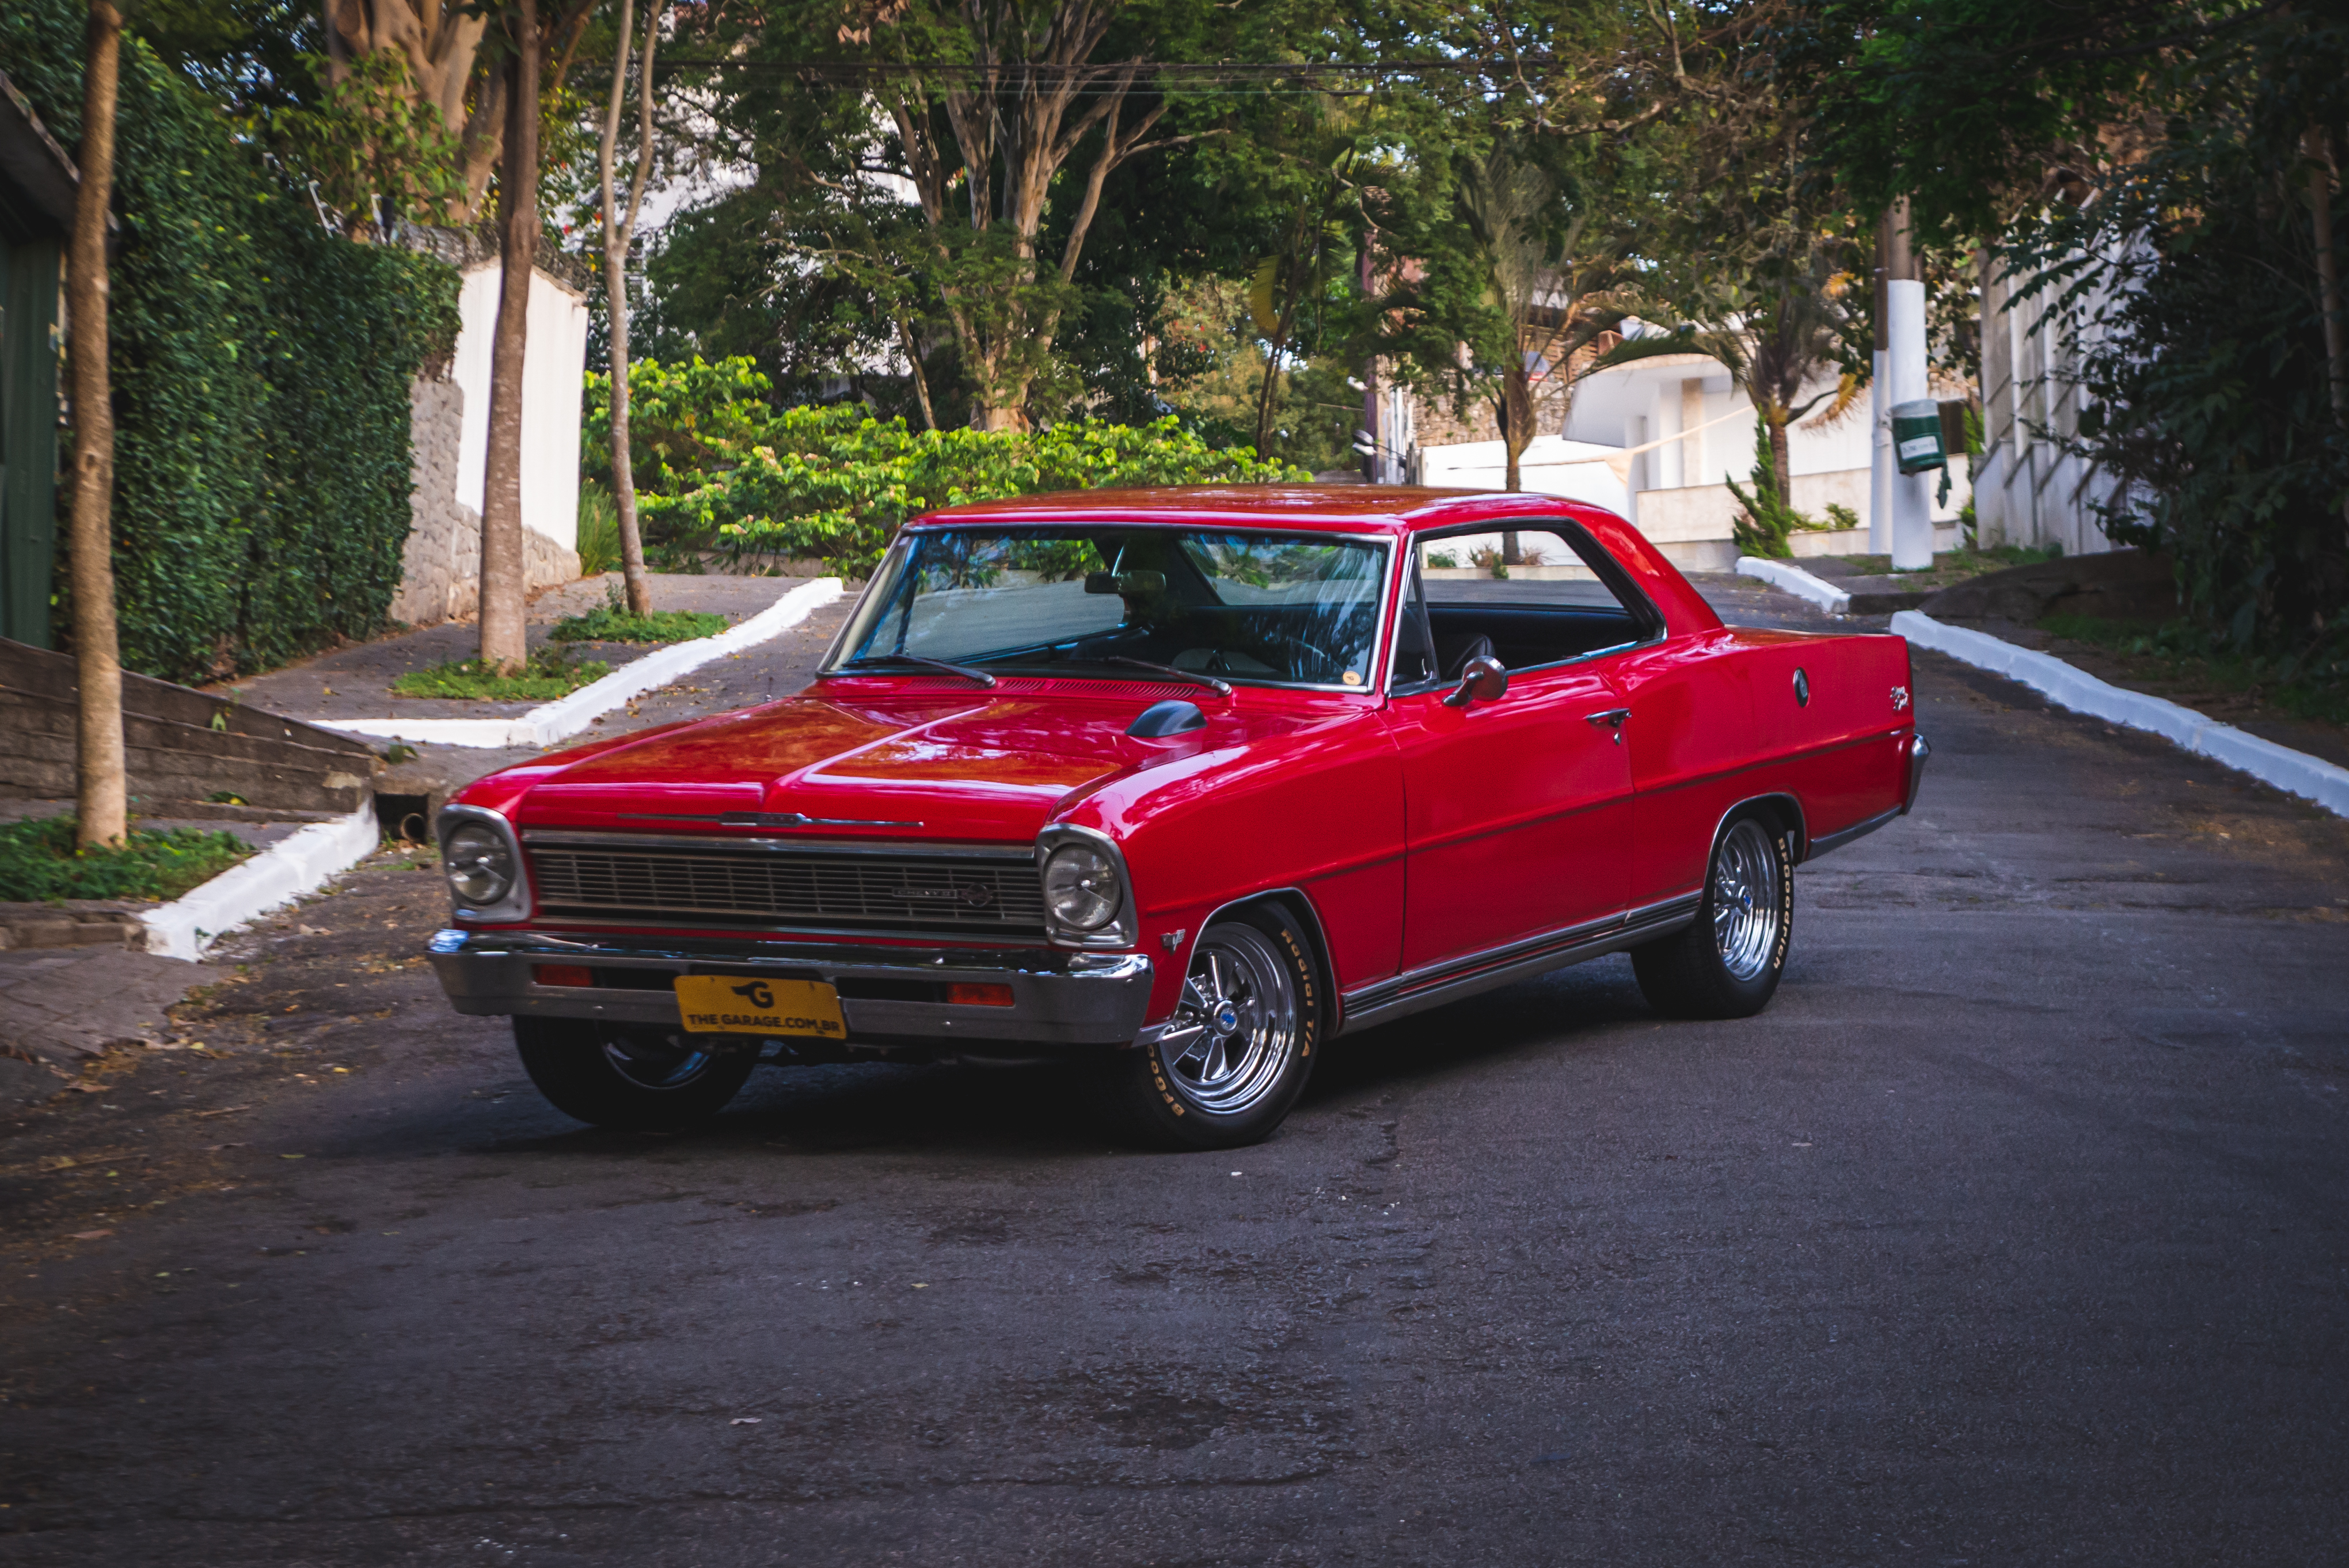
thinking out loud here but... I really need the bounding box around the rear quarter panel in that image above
[1728,630,1916,846]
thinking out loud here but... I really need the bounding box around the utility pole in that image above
[1869,210,1891,557]
[1878,200,1936,571]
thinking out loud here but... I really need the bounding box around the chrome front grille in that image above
[522,833,1046,935]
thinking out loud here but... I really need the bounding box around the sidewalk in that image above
[211,571,823,725]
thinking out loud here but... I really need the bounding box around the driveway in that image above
[3,580,2344,1566]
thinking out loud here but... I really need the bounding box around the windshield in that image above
[828,526,1392,690]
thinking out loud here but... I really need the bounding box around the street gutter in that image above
[1893,610,2349,819]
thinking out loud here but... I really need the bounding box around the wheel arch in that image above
[1185,888,1340,1040]
[1714,792,1808,866]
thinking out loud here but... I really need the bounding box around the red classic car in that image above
[429,488,1928,1148]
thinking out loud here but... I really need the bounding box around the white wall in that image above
[451,261,590,553]
[1412,435,1635,516]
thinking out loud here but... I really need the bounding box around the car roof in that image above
[914,485,1554,536]
[909,484,1723,637]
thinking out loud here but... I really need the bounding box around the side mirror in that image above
[1442,654,1508,708]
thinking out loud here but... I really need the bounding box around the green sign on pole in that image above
[1891,399,1946,475]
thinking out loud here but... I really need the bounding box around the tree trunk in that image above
[69,0,126,848]
[1768,410,1793,505]
[478,10,538,673]
[599,0,659,618]
[2306,128,2347,432]
[896,317,937,431]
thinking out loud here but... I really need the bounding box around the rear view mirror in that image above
[1442,654,1508,708]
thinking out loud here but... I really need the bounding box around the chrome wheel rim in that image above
[1711,820,1783,983]
[599,1027,721,1091]
[1156,925,1296,1115]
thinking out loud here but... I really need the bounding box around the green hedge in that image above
[1,4,458,682]
[584,357,1308,574]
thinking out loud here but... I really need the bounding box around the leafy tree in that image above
[1812,0,2349,661]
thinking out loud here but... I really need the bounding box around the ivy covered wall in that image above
[0,3,458,683]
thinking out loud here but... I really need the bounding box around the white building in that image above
[1972,258,2118,556]
[1379,339,1977,572]
[391,232,592,626]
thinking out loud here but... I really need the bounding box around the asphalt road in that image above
[3,581,2346,1566]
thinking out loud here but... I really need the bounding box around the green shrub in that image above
[0,817,251,903]
[583,357,1309,575]
[1823,502,1861,531]
[1724,423,1816,559]
[576,482,623,577]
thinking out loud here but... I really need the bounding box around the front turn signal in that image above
[947,982,1016,1007]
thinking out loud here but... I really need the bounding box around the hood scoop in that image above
[1127,699,1207,738]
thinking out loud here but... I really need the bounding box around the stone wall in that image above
[391,374,581,627]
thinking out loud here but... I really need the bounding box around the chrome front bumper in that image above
[427,929,1154,1047]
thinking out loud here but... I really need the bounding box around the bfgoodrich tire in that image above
[1097,905,1323,1151]
[514,1017,758,1131]
[1630,812,1793,1020]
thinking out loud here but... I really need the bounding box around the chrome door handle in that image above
[1584,709,1629,728]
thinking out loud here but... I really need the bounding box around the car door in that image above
[1382,522,1644,974]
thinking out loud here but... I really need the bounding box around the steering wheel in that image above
[1274,632,1346,683]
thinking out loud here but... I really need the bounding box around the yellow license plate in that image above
[674,976,846,1038]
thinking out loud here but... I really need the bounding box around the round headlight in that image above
[444,822,516,907]
[1043,842,1120,931]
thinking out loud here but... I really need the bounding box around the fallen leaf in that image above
[70,1229,112,1241]
[40,1150,133,1173]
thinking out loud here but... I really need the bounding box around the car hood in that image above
[500,685,1310,842]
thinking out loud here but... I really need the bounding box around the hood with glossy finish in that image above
[476,682,1336,842]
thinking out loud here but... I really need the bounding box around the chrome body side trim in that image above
[1901,733,1931,813]
[425,928,1153,1047]
[1805,805,1902,861]
[1334,893,1702,1037]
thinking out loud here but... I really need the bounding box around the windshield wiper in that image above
[1102,656,1233,697]
[832,653,998,688]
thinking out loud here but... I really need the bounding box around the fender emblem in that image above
[1890,685,1911,711]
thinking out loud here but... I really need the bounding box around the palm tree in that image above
[1598,248,1864,505]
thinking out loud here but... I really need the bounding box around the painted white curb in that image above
[1735,556,1850,613]
[139,801,381,961]
[1892,611,2349,818]
[321,576,847,750]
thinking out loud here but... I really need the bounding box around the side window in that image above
[1415,524,1652,675]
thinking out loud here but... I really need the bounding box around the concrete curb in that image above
[139,802,381,961]
[1892,611,2349,819]
[320,576,847,751]
[1735,556,1850,613]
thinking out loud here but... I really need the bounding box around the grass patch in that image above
[390,648,611,701]
[1833,543,2063,588]
[2038,614,2349,730]
[0,816,252,903]
[547,588,728,646]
